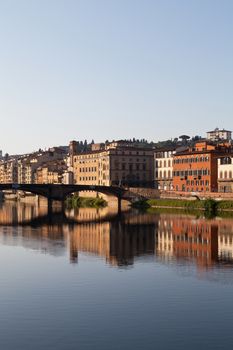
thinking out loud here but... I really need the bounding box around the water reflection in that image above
[156,214,219,268]
[0,201,233,270]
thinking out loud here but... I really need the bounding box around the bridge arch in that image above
[0,184,126,213]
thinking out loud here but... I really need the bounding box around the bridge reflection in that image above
[1,202,233,269]
[0,202,125,226]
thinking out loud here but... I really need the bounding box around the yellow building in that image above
[0,158,18,183]
[36,159,67,184]
[73,142,154,187]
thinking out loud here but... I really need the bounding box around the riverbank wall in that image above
[160,190,233,201]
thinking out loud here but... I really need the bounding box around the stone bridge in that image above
[0,183,128,213]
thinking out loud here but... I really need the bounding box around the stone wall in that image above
[160,190,233,201]
[127,187,160,199]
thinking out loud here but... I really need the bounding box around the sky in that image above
[0,0,233,154]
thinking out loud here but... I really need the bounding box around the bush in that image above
[66,195,107,208]
[217,201,233,210]
[132,200,150,209]
[146,199,205,209]
[132,197,233,215]
[203,198,217,213]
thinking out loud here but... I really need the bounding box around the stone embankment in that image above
[160,190,233,201]
[126,188,160,200]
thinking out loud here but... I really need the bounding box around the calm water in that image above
[1,201,233,349]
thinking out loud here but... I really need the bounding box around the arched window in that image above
[224,171,228,179]
[220,171,223,179]
[164,171,167,178]
[168,160,171,167]
[159,171,162,178]
[229,171,232,179]
[164,160,167,167]
[168,170,171,178]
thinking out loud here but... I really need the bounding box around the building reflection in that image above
[1,202,233,269]
[69,221,155,266]
[67,207,157,265]
[156,214,219,268]
[0,200,49,225]
[217,218,233,263]
[156,213,233,268]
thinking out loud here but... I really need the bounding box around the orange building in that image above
[173,141,230,192]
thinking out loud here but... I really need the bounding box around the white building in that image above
[207,128,232,142]
[154,148,175,190]
[218,155,233,192]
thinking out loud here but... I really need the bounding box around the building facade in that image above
[218,155,233,192]
[0,158,18,183]
[172,142,230,192]
[35,159,67,184]
[72,142,154,187]
[207,128,232,142]
[154,148,175,190]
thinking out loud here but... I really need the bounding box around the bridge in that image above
[0,183,127,213]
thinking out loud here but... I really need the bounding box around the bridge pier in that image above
[47,198,53,215]
[47,198,66,216]
[61,200,65,212]
[117,196,122,215]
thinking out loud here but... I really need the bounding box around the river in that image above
[0,201,233,349]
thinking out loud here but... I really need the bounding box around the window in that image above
[220,157,232,165]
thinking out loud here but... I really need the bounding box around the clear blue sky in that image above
[0,0,233,154]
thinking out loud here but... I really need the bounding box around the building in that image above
[0,158,18,183]
[18,148,67,184]
[154,147,175,190]
[207,128,232,142]
[35,159,67,184]
[218,154,233,192]
[172,141,231,192]
[0,147,68,185]
[72,141,154,187]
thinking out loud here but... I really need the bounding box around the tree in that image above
[179,135,190,141]
[179,135,190,145]
[83,140,88,151]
